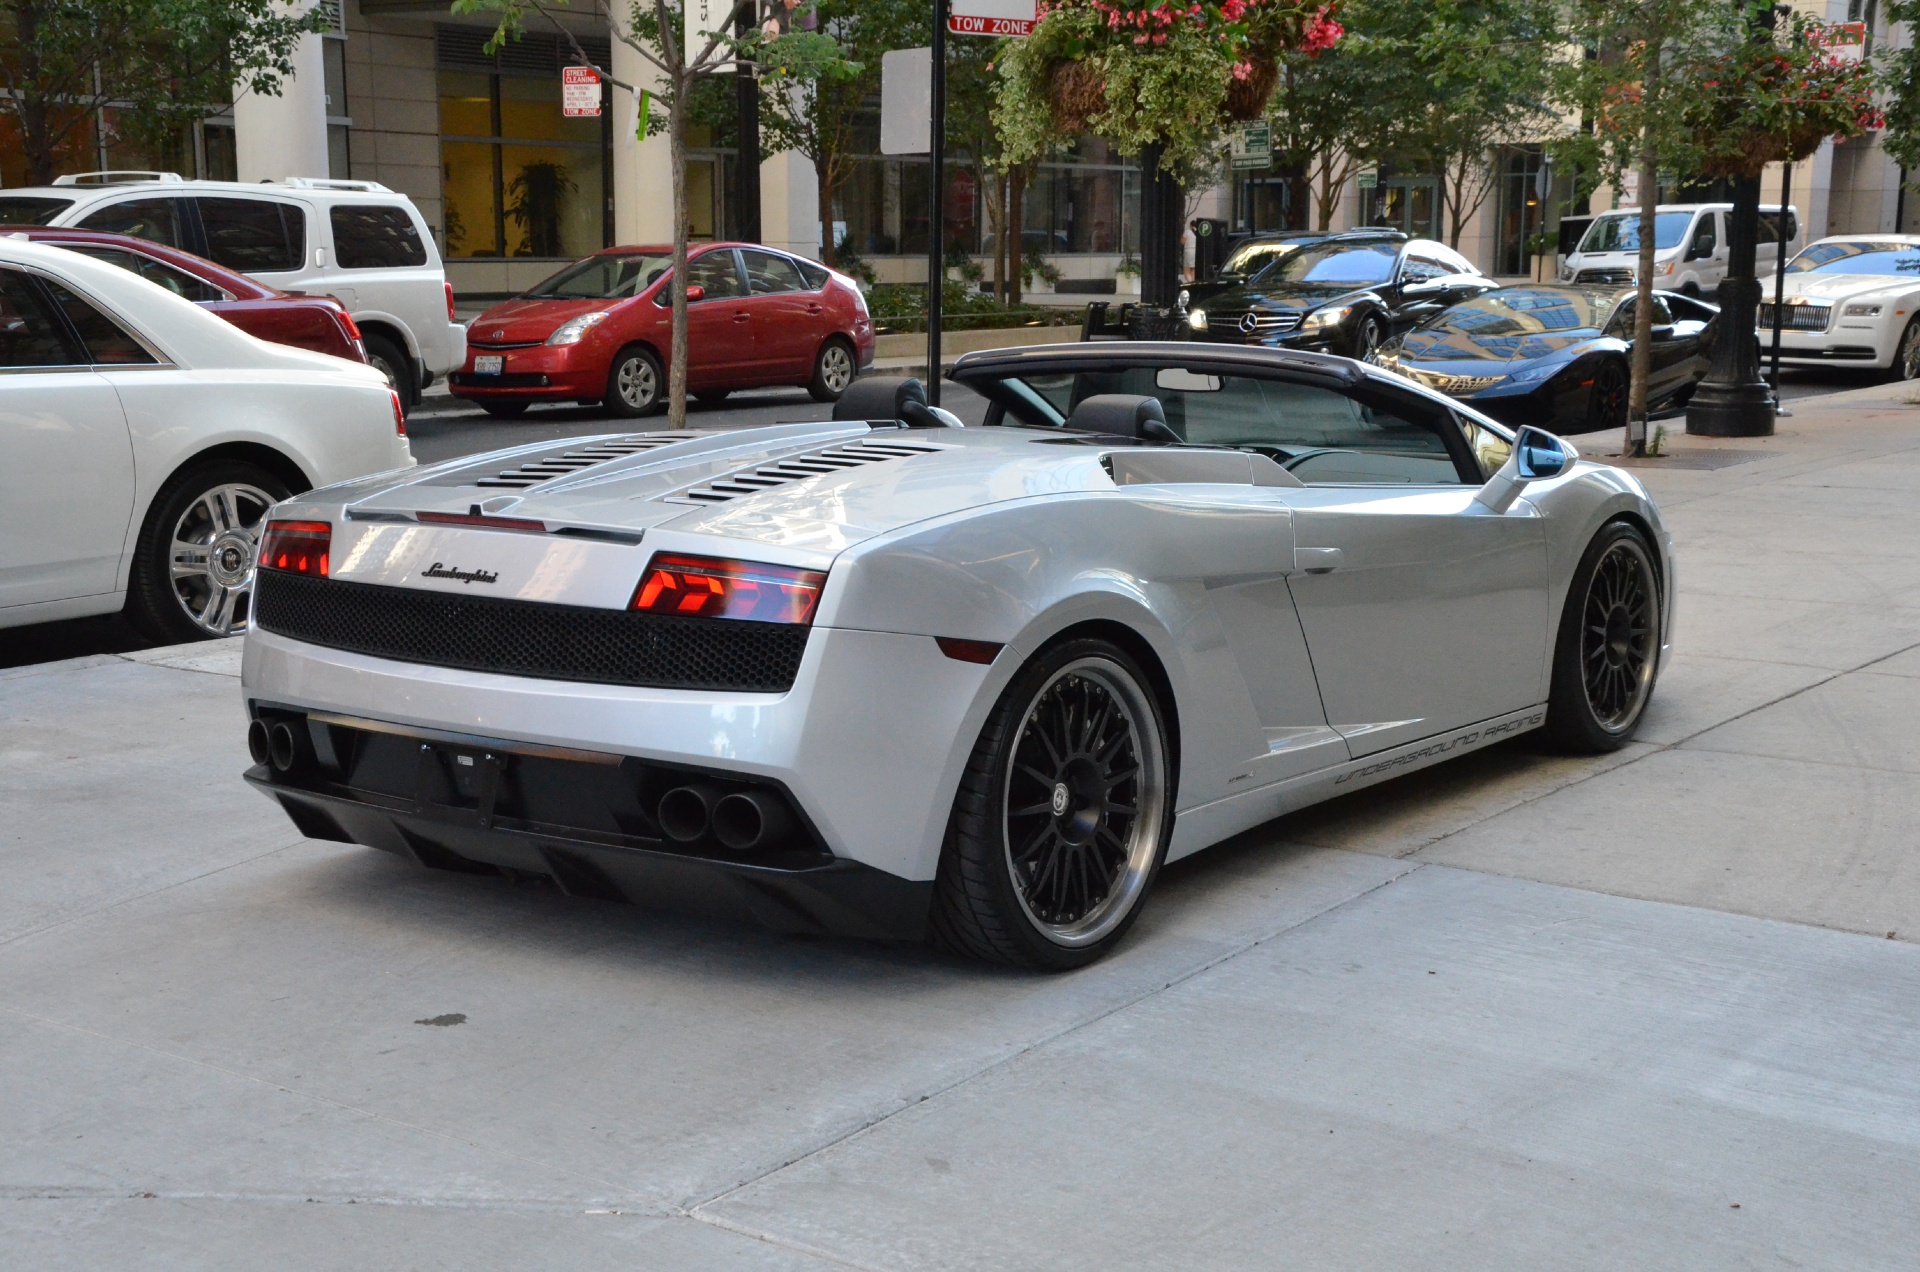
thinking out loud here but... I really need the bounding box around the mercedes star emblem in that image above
[1239,312,1260,334]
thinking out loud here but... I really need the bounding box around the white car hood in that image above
[1770,273,1914,304]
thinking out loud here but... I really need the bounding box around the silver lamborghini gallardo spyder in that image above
[242,342,1673,969]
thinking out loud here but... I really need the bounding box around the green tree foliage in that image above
[1264,0,1400,229]
[0,0,329,185]
[1882,1,1920,174]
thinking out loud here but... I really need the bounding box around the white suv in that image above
[1561,203,1802,297]
[0,172,466,408]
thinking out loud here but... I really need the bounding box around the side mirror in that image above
[1477,425,1576,513]
[684,284,706,302]
[1649,323,1677,341]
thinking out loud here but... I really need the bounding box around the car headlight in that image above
[1188,308,1209,331]
[1558,266,1574,281]
[1505,360,1560,385]
[1657,260,1675,275]
[547,311,611,346]
[1301,305,1352,332]
[1845,302,1884,317]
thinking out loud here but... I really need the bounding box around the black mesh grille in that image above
[254,571,809,692]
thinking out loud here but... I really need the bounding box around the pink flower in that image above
[1231,59,1252,80]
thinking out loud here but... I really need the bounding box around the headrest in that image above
[832,376,927,423]
[1066,394,1179,444]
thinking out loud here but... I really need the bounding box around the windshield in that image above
[1218,240,1305,281]
[524,253,671,299]
[0,196,75,226]
[1425,288,1613,337]
[1579,212,1694,253]
[1787,240,1920,276]
[1261,241,1398,286]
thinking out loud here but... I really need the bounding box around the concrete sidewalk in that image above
[3,387,1918,1269]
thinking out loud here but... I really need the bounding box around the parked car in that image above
[4,227,366,364]
[0,171,465,406]
[1371,283,1718,433]
[239,343,1672,968]
[1757,235,1920,380]
[449,242,876,418]
[1561,203,1801,295]
[0,237,411,642]
[1186,233,1496,359]
[1182,229,1371,309]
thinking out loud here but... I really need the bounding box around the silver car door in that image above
[0,267,135,610]
[1272,383,1551,757]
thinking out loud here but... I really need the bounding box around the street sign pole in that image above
[928,0,947,405]
[737,3,761,244]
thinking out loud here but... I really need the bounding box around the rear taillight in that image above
[330,308,366,361]
[335,307,362,341]
[389,387,406,436]
[260,520,331,577]
[630,553,825,625]
[445,281,457,322]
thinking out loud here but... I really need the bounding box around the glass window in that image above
[686,250,742,299]
[68,247,228,302]
[1262,241,1399,286]
[1757,210,1798,245]
[742,250,805,294]
[1218,238,1306,283]
[1784,242,1920,277]
[0,269,84,366]
[1423,289,1613,364]
[330,205,428,268]
[76,197,190,248]
[438,66,609,261]
[1578,212,1694,253]
[198,198,304,272]
[527,252,670,298]
[1400,254,1451,283]
[0,196,75,226]
[796,260,830,290]
[43,281,155,364]
[1455,411,1512,481]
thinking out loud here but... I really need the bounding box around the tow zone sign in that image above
[949,0,1037,36]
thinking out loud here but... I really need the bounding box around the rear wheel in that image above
[808,337,857,403]
[1585,358,1629,433]
[362,333,415,410]
[932,639,1172,970]
[479,400,528,418]
[126,460,292,644]
[1542,521,1660,752]
[604,346,663,418]
[1891,316,1920,382]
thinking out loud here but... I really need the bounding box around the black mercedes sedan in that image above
[1369,284,1719,434]
[1183,229,1342,309]
[1187,233,1496,359]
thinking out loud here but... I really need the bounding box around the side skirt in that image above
[1166,703,1548,861]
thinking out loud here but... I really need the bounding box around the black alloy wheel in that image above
[1352,314,1386,361]
[1543,521,1660,752]
[1586,359,1629,433]
[362,333,415,410]
[932,638,1173,970]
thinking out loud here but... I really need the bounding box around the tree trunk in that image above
[1009,165,1025,306]
[816,153,836,267]
[987,168,1006,302]
[1628,50,1662,456]
[668,64,691,430]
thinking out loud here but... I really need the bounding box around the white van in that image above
[0,172,466,407]
[1561,203,1802,296]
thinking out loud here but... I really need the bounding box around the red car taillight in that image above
[330,308,366,362]
[335,307,363,341]
[389,388,406,436]
[445,281,457,322]
[260,520,331,577]
[630,553,826,625]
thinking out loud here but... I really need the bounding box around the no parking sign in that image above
[562,66,602,117]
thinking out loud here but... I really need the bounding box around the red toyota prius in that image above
[449,242,875,418]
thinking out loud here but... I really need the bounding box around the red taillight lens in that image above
[445,281,457,322]
[335,307,362,341]
[389,387,406,436]
[630,553,826,625]
[260,520,331,577]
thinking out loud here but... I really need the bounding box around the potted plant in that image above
[1523,228,1558,282]
[1115,251,1142,295]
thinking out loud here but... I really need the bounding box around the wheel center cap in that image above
[1604,606,1633,666]
[208,532,255,588]
[1050,782,1071,817]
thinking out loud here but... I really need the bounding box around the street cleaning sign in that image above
[1229,121,1272,170]
[561,66,601,117]
[949,0,1037,37]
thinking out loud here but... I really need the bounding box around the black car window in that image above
[43,280,156,364]
[330,205,427,268]
[198,198,304,272]
[0,268,85,366]
[1400,254,1451,283]
[996,366,1472,485]
[686,250,743,299]
[68,247,227,302]
[796,259,830,290]
[76,197,190,248]
[1262,241,1399,286]
[1608,294,1674,335]
[0,196,75,226]
[742,249,805,294]
[1454,410,1512,481]
[533,252,671,299]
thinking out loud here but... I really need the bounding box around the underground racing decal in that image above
[420,563,500,585]
[1333,711,1545,785]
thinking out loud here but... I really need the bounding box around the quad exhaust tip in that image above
[713,789,794,853]
[247,719,272,766]
[657,783,724,843]
[268,721,300,772]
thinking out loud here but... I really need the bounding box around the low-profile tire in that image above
[1585,358,1629,433]
[604,346,663,417]
[479,400,528,418]
[1541,521,1661,753]
[1889,315,1920,382]
[931,638,1174,970]
[125,459,294,644]
[807,337,857,403]
[362,333,416,409]
[695,388,732,406]
[1351,313,1386,361]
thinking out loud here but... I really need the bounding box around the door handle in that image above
[806,304,824,315]
[1294,546,1344,574]
[733,311,751,323]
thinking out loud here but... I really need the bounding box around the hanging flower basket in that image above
[1685,26,1879,181]
[1223,53,1279,121]
[1049,59,1108,133]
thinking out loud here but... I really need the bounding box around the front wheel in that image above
[1542,521,1661,753]
[808,338,857,403]
[126,460,292,643]
[1351,314,1386,361]
[604,347,663,418]
[1891,316,1920,382]
[1586,359,1629,433]
[931,639,1173,970]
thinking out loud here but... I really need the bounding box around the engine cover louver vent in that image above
[470,434,697,489]
[668,439,944,504]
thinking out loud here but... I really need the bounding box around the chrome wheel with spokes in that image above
[1897,318,1920,381]
[168,481,276,636]
[1544,521,1661,752]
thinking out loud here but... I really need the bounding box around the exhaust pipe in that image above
[713,789,795,853]
[269,721,300,773]
[657,784,723,843]
[247,719,272,766]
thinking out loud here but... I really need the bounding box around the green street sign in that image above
[1230,122,1272,171]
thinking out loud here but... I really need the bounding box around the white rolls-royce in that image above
[0,237,413,642]
[1760,235,1920,379]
